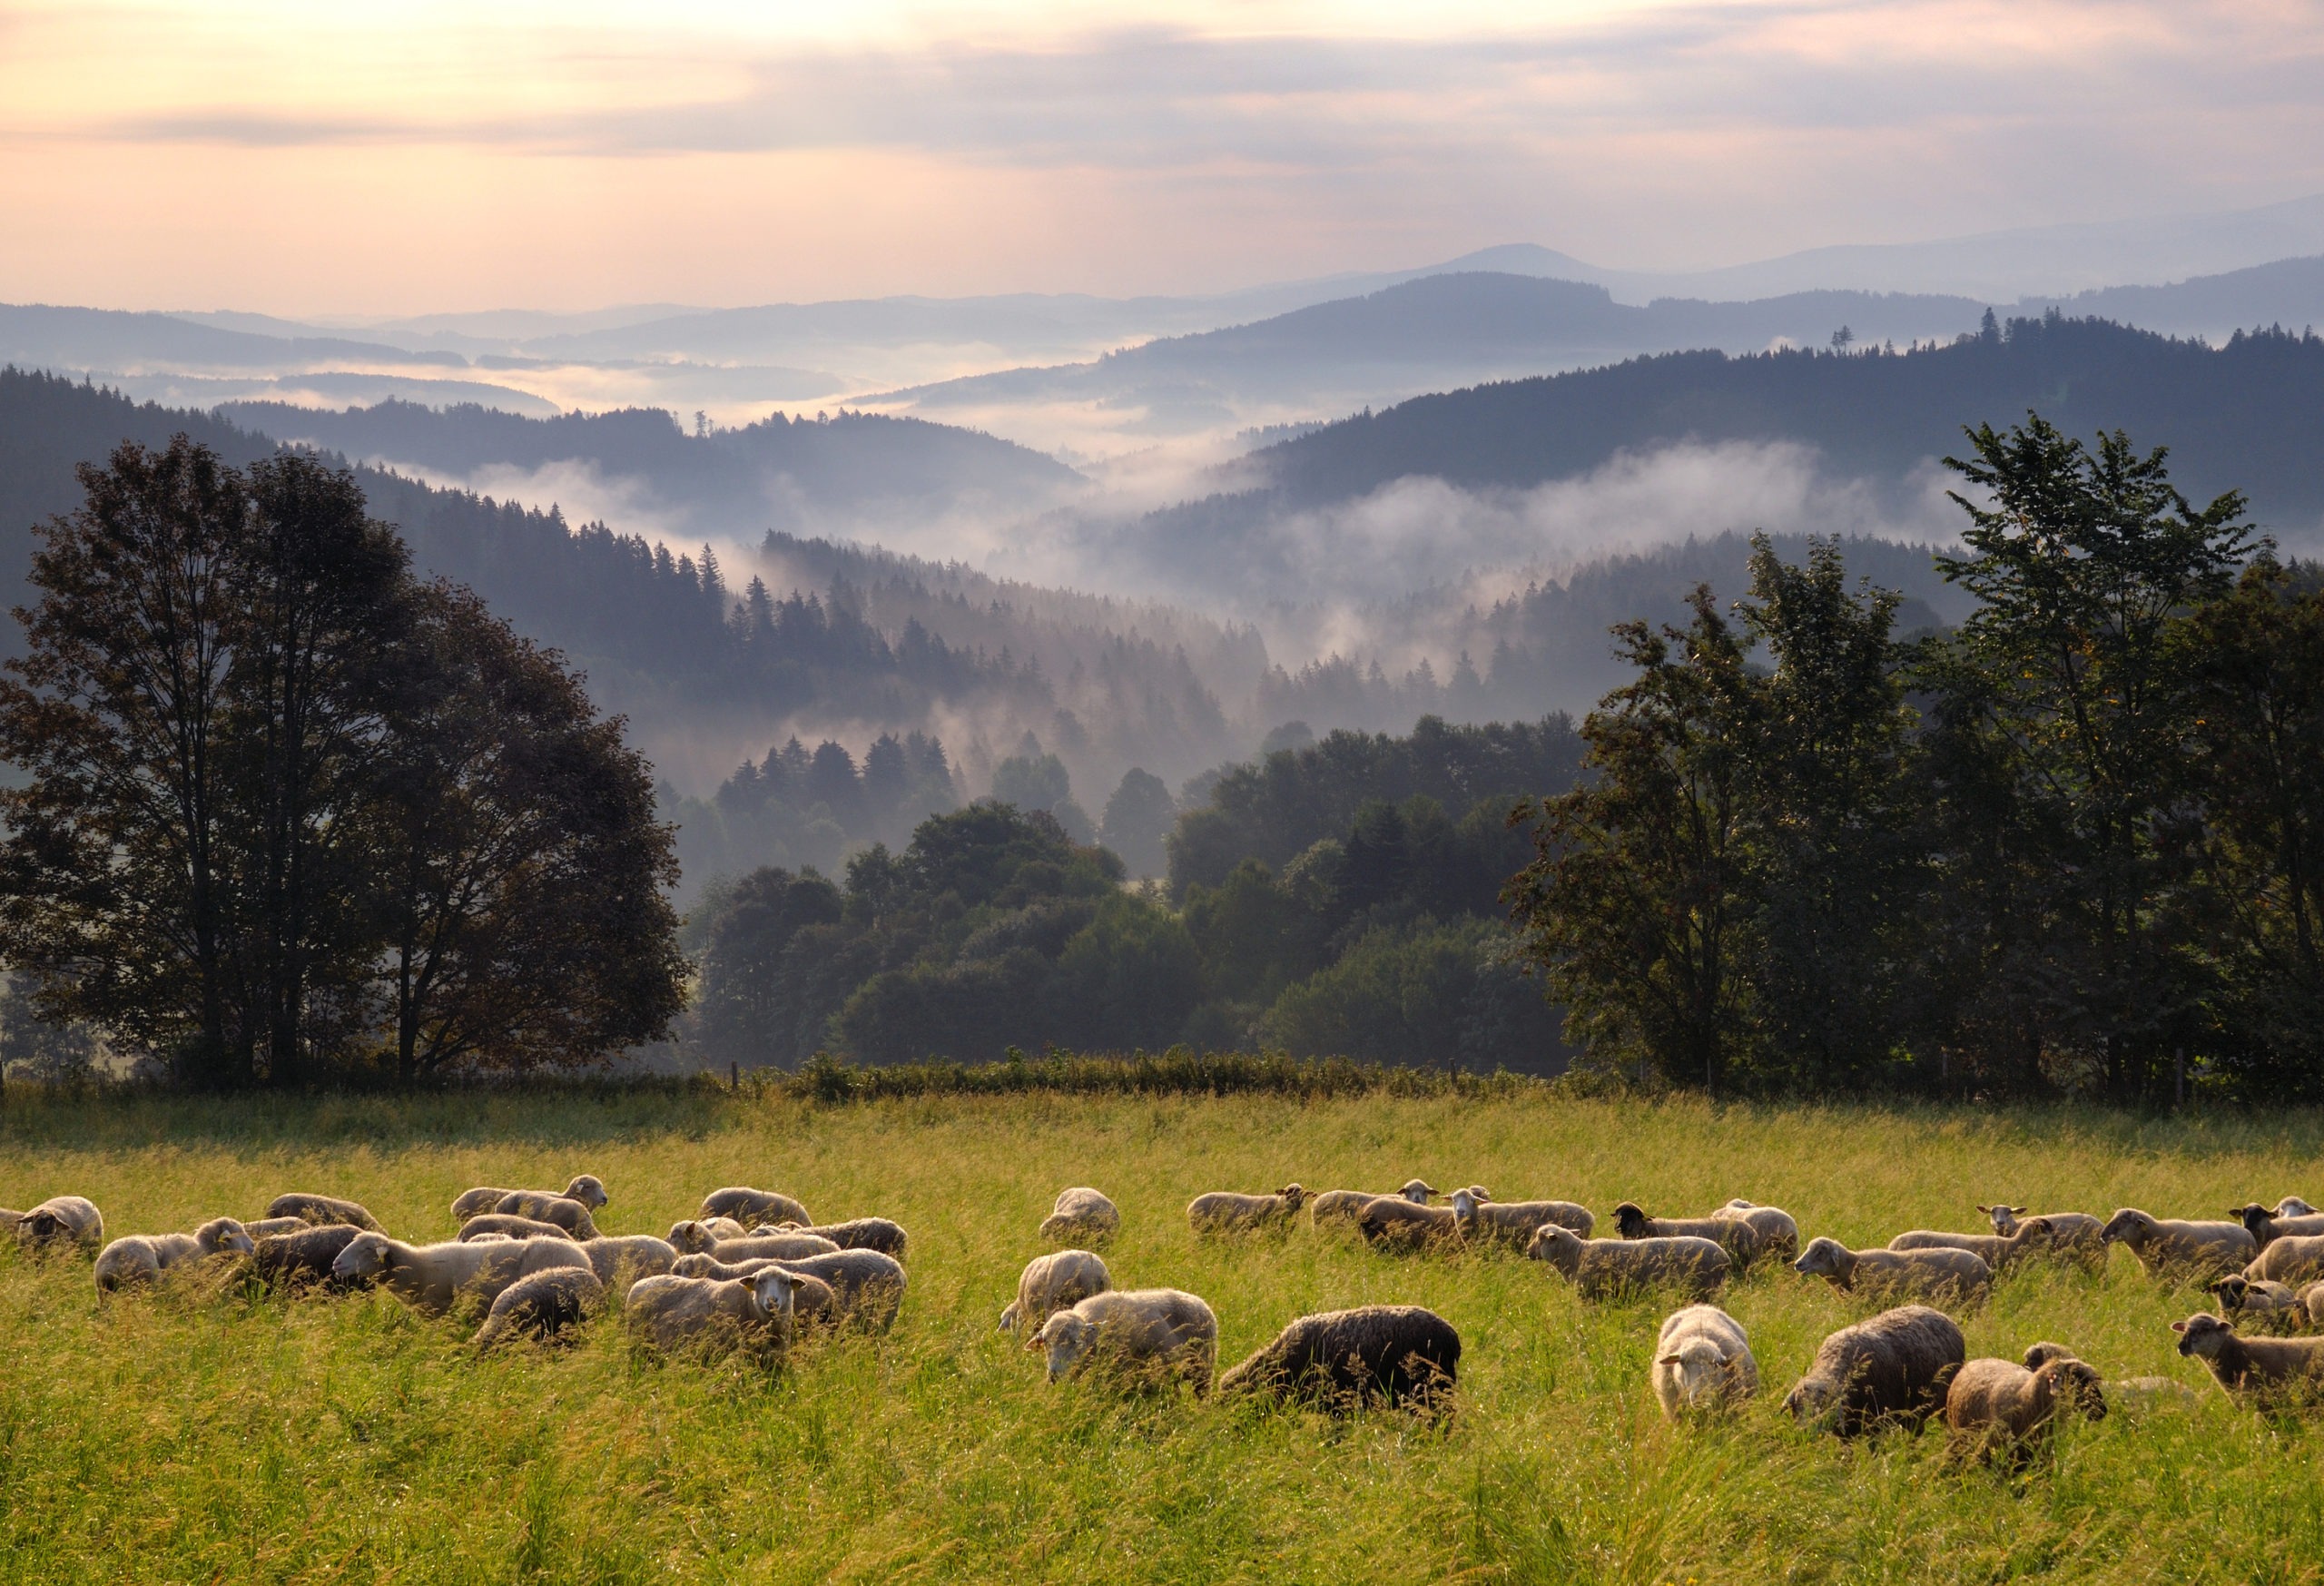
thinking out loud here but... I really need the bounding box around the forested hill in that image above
[1251,316,2324,527]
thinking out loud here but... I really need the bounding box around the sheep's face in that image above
[2210,1275,2251,1311]
[667,1221,715,1254]
[1451,1188,1479,1221]
[2276,1197,2319,1218]
[1793,1238,1847,1281]
[1612,1203,1650,1239]
[2041,1359,2108,1422]
[1400,1180,1438,1204]
[2100,1210,2152,1246]
[565,1176,609,1209]
[1525,1225,1581,1273]
[199,1218,255,1256]
[1784,1375,1840,1426]
[1976,1203,2029,1235]
[751,1270,804,1323]
[1276,1185,1305,1210]
[1657,1338,1730,1412]
[330,1234,391,1284]
[21,1210,67,1246]
[1033,1313,1095,1382]
[2171,1314,2234,1359]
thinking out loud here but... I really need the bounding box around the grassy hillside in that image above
[2,1088,2319,1583]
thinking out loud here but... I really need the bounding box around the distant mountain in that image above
[2026,256,2324,342]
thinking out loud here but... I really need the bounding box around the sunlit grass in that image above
[3,1089,2321,1583]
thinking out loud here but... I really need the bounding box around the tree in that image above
[1098,767,1175,877]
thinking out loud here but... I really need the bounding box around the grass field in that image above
[3,1086,2322,1584]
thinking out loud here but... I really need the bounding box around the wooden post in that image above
[729,1060,740,1093]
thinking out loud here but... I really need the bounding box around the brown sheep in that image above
[2245,1234,2324,1287]
[1527,1225,1728,1302]
[1888,1217,2057,1273]
[1309,1180,1438,1228]
[1452,1186,1594,1244]
[253,1223,365,1289]
[1613,1202,1764,1269]
[1216,1305,1460,1414]
[1792,1237,1991,1309]
[2171,1312,2324,1407]
[699,1187,813,1228]
[2099,1209,2255,1279]
[265,1194,382,1231]
[1943,1355,2107,1459]
[1786,1305,1965,1437]
[1187,1185,1305,1234]
[473,1266,606,1349]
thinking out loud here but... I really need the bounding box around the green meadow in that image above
[3,1086,2320,1584]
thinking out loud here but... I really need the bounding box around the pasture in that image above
[2,1086,2321,1584]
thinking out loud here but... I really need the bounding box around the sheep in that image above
[330,1232,589,1317]
[999,1249,1111,1333]
[1187,1185,1305,1234]
[489,1193,598,1240]
[1650,1305,1758,1418]
[2171,1311,2324,1407]
[665,1218,749,1254]
[241,1217,309,1239]
[1792,1237,1992,1309]
[2306,1281,2324,1331]
[457,1214,575,1242]
[453,1176,606,1226]
[1785,1305,1966,1437]
[1029,1289,1218,1394]
[1943,1355,2107,1459]
[2099,1209,2256,1279]
[451,1187,515,1223]
[1713,1200,1799,1263]
[265,1194,382,1231]
[1216,1305,1461,1414]
[670,1247,906,1330]
[1356,1192,1467,1251]
[9,1195,105,1253]
[1612,1202,1764,1269]
[1039,1187,1122,1245]
[1452,1186,1595,1245]
[2230,1204,2324,1250]
[2276,1197,2320,1218]
[2209,1274,2307,1333]
[2245,1234,2324,1287]
[755,1217,908,1259]
[473,1266,606,1349]
[1309,1180,1437,1228]
[93,1217,256,1293]
[1976,1204,2108,1271]
[1888,1217,2057,1273]
[253,1223,365,1289]
[699,1187,813,1228]
[577,1236,678,1287]
[709,1231,842,1263]
[623,1269,817,1355]
[1527,1225,1728,1302]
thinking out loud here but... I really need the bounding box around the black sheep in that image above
[253,1223,365,1289]
[1216,1305,1461,1413]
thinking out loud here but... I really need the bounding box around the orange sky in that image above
[4,0,2321,315]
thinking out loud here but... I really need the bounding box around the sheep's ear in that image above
[1022,1333,1044,1353]
[1974,1205,1991,1214]
[2170,1320,2188,1332]
[1655,1354,1681,1365]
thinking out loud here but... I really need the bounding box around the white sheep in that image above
[999,1249,1112,1332]
[2099,1209,2256,1279]
[8,1195,104,1253]
[665,1217,749,1254]
[623,1269,817,1355]
[1650,1304,1758,1418]
[1792,1236,1992,1308]
[1452,1186,1594,1244]
[699,1187,813,1228]
[1039,1187,1121,1245]
[330,1232,590,1316]
[709,1232,842,1263]
[457,1214,574,1242]
[1713,1201,1800,1263]
[577,1236,679,1287]
[453,1176,606,1225]
[1526,1225,1729,1301]
[1309,1180,1438,1227]
[1187,1185,1305,1233]
[93,1217,255,1293]
[1029,1288,1218,1394]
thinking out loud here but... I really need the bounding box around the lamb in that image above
[1612,1202,1764,1269]
[1792,1237,1992,1308]
[1040,1187,1122,1244]
[93,1217,256,1293]
[2171,1311,2324,1407]
[1943,1355,2107,1459]
[2209,1274,2307,1333]
[1650,1305,1758,1418]
[1357,1192,1467,1250]
[709,1231,842,1263]
[577,1236,678,1287]
[2245,1234,2324,1287]
[1888,1217,2057,1273]
[489,1193,597,1240]
[1187,1184,1305,1234]
[1216,1305,1461,1414]
[1785,1305,1966,1437]
[1526,1225,1729,1302]
[1452,1186,1595,1245]
[265,1194,382,1231]
[1309,1180,1436,1228]
[7,1195,104,1253]
[1029,1289,1218,1394]
[2098,1209,2256,1279]
[253,1223,365,1289]
[1976,1204,2108,1270]
[1713,1201,1800,1263]
[623,1269,816,1355]
[999,1249,1111,1332]
[330,1232,590,1316]
[2230,1203,2324,1250]
[755,1217,908,1259]
[457,1214,575,1242]
[473,1266,606,1349]
[699,1187,813,1228]
[665,1218,749,1253]
[670,1247,906,1329]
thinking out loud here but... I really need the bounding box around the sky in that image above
[4,0,2323,316]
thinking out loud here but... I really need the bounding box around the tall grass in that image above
[3,1089,2321,1583]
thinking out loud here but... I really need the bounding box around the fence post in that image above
[730,1060,740,1093]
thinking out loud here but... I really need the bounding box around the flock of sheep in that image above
[9,1173,2324,1450]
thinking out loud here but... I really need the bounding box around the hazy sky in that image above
[5,0,2321,315]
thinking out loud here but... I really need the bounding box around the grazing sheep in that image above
[665,1218,748,1254]
[93,1217,256,1293]
[999,1249,1111,1332]
[1785,1305,1966,1437]
[577,1236,678,1287]
[1889,1218,2057,1273]
[454,1177,606,1226]
[1793,1237,1992,1308]
[2099,1209,2256,1279]
[10,1196,106,1253]
[1714,1201,1800,1263]
[330,1232,589,1316]
[2246,1234,2324,1287]
[1976,1205,2108,1271]
[1029,1289,1218,1394]
[1452,1186,1595,1245]
[1309,1180,1437,1228]
[671,1248,906,1330]
[709,1232,842,1263]
[2209,1274,2306,1333]
[1944,1355,2107,1458]
[757,1217,907,1259]
[1613,1203,1763,1269]
[1356,1192,1467,1251]
[457,1214,574,1242]
[1216,1305,1461,1414]
[1187,1185,1305,1234]
[253,1224,365,1289]
[623,1269,814,1355]
[265,1194,382,1231]
[1527,1225,1729,1302]
[489,1193,598,1240]
[2171,1311,2324,1407]
[1039,1187,1122,1245]
[1651,1305,1758,1418]
[699,1187,813,1228]
[473,1266,606,1349]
